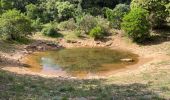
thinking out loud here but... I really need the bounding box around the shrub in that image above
[121,8,150,43]
[89,26,104,39]
[56,1,75,21]
[77,15,97,34]
[74,30,82,37]
[26,4,39,20]
[58,18,77,31]
[131,0,169,28]
[77,15,110,36]
[106,4,130,29]
[166,3,170,22]
[96,16,110,35]
[31,18,43,32]
[42,25,58,37]
[0,9,33,40]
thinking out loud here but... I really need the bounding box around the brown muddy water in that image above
[23,47,139,78]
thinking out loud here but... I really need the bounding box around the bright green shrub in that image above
[0,9,33,40]
[121,8,150,43]
[89,26,104,39]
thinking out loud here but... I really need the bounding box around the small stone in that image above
[105,41,113,46]
[120,58,134,62]
[96,41,100,45]
[66,40,77,43]
[21,64,31,68]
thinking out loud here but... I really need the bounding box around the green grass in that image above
[0,69,167,100]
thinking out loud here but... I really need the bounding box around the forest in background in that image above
[0,0,169,42]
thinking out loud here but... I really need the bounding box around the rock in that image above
[37,46,44,51]
[66,40,77,43]
[78,41,81,44]
[120,58,134,62]
[96,41,100,44]
[26,45,37,51]
[105,41,113,46]
[21,64,31,68]
[46,43,58,47]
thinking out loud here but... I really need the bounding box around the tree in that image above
[0,0,39,12]
[121,8,150,43]
[166,3,170,22]
[56,1,75,21]
[131,0,169,28]
[26,4,39,19]
[106,4,130,29]
[0,9,33,40]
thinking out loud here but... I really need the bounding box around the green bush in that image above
[42,25,58,37]
[58,18,77,31]
[77,15,97,34]
[121,8,150,43]
[0,9,33,40]
[89,26,104,39]
[106,4,130,29]
[166,3,170,22]
[96,16,110,35]
[31,18,43,32]
[77,15,110,36]
[26,4,39,20]
[56,1,75,21]
[74,30,82,37]
[131,0,169,28]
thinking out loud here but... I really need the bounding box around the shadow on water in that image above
[0,70,165,100]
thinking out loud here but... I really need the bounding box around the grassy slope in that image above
[1,59,170,100]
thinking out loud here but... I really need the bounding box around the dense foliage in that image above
[0,0,169,42]
[42,24,58,37]
[0,9,33,40]
[89,26,104,39]
[106,4,130,29]
[131,0,169,28]
[121,8,150,43]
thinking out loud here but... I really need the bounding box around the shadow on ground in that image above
[141,26,170,46]
[0,70,165,100]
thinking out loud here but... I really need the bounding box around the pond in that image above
[24,47,139,78]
